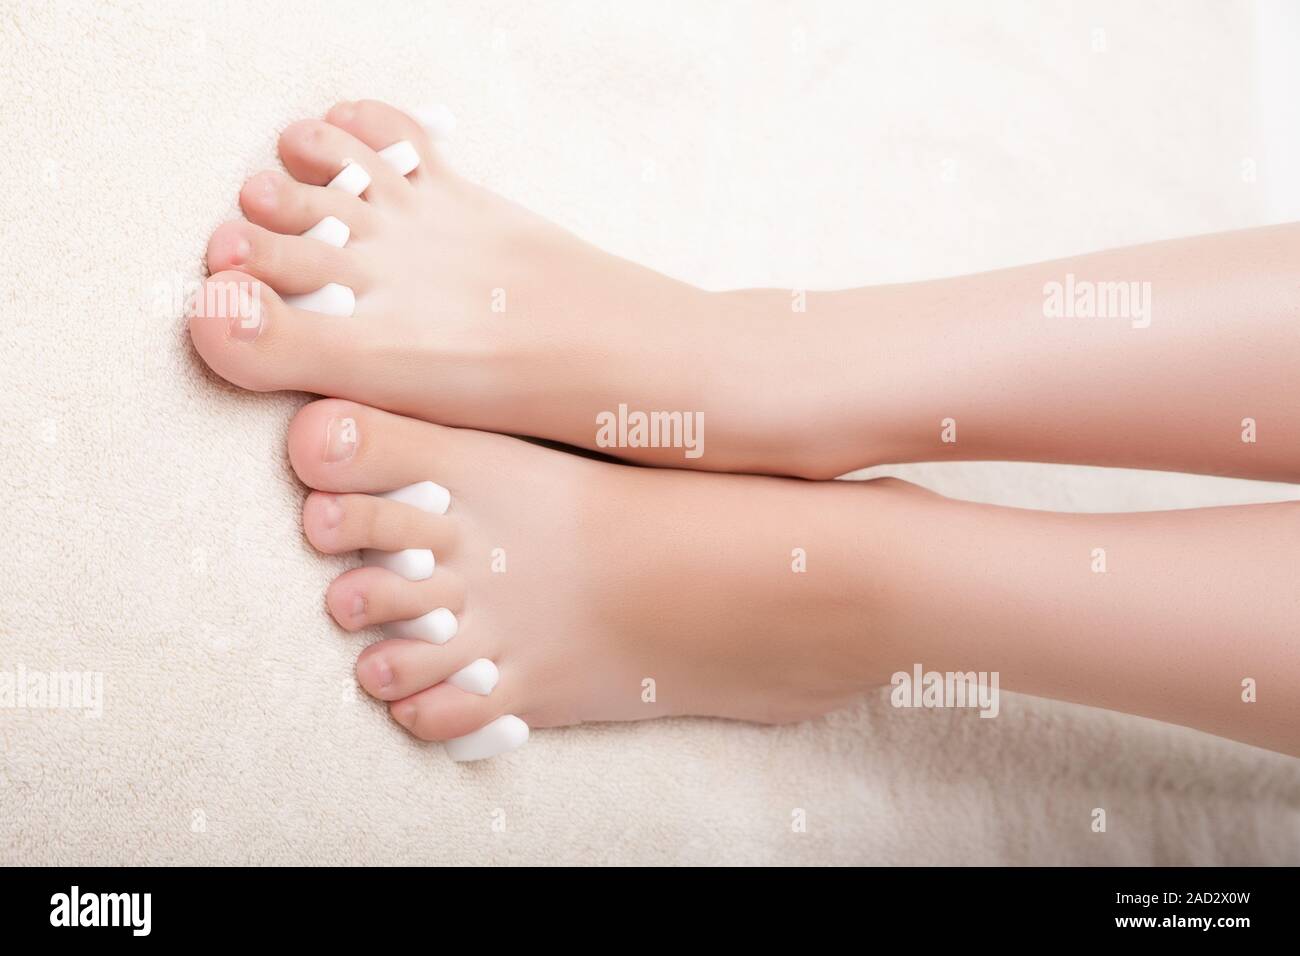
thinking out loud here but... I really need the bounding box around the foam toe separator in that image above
[383,606,458,644]
[282,282,354,317]
[444,715,529,762]
[362,547,434,581]
[382,480,450,515]
[447,659,499,696]
[302,215,350,248]
[378,140,419,176]
[327,161,371,196]
[369,480,452,619]
[413,104,457,141]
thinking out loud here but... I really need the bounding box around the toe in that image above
[325,565,465,632]
[356,640,487,703]
[325,99,441,187]
[240,170,376,240]
[278,118,408,203]
[188,270,347,393]
[206,220,363,295]
[389,682,506,742]
[303,491,458,556]
[287,399,482,496]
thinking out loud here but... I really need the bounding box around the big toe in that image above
[188,269,346,393]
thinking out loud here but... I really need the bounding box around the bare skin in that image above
[190,100,1300,481]
[279,398,1298,755]
[188,99,1300,756]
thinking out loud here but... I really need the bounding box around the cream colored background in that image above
[2,0,1298,864]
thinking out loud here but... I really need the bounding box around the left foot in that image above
[189,99,871,478]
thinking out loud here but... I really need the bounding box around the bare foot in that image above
[284,399,891,741]
[190,99,854,478]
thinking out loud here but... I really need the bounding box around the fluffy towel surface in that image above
[2,0,1298,864]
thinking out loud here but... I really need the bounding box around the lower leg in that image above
[871,488,1300,755]
[769,223,1300,479]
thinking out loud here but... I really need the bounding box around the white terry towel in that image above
[1,0,1297,864]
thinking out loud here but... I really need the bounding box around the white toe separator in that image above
[362,548,434,581]
[378,140,420,176]
[369,480,451,615]
[327,160,371,196]
[302,215,350,248]
[382,606,458,644]
[382,480,451,515]
[445,715,529,762]
[413,104,457,141]
[447,658,499,696]
[283,282,355,317]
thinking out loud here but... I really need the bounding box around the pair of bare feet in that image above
[189,100,1300,759]
[190,99,890,752]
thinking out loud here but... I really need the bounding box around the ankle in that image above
[690,288,876,477]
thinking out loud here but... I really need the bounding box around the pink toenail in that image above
[369,657,393,689]
[350,594,366,621]
[324,417,357,462]
[321,495,344,529]
[230,236,251,266]
[259,178,278,207]
[393,703,416,728]
[333,102,356,123]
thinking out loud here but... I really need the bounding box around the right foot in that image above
[284,399,897,741]
[190,99,859,479]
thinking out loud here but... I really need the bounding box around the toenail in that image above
[230,236,251,266]
[332,102,356,123]
[252,174,278,208]
[324,416,358,462]
[393,703,416,728]
[225,278,263,341]
[321,495,344,529]
[349,593,366,621]
[368,656,393,690]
